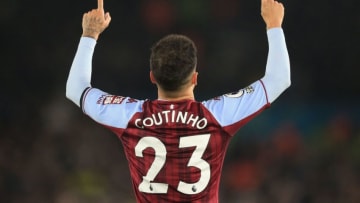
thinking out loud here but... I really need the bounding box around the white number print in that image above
[134,134,211,195]
[135,137,168,193]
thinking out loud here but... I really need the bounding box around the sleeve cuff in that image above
[79,37,97,49]
[267,27,283,37]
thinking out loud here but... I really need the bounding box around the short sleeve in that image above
[202,80,270,134]
[82,88,144,129]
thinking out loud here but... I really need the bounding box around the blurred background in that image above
[1,0,359,202]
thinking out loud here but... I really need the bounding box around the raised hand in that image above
[261,0,284,30]
[82,0,111,40]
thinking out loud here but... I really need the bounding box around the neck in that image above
[157,86,195,101]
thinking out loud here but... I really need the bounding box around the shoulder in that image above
[201,80,270,127]
[82,88,146,128]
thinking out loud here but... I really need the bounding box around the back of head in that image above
[150,34,197,91]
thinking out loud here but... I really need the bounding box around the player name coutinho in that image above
[134,110,208,130]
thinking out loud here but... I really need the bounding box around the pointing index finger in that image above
[98,0,104,10]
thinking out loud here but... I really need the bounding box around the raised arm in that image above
[65,0,111,106]
[260,0,291,103]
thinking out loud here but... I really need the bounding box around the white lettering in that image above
[152,113,163,125]
[135,118,144,128]
[196,118,208,129]
[134,110,208,130]
[162,110,170,123]
[171,110,176,122]
[187,114,199,127]
[176,111,188,124]
[143,118,154,127]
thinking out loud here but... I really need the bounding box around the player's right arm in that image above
[66,0,111,106]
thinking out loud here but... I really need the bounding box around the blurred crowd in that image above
[221,107,360,203]
[1,0,359,202]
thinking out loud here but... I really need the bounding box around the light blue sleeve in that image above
[66,37,96,107]
[261,28,291,103]
[82,88,144,129]
[202,80,269,127]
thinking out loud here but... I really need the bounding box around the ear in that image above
[191,72,198,85]
[150,71,157,84]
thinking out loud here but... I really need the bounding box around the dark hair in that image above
[150,34,197,91]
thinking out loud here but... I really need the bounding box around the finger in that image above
[105,12,112,23]
[262,0,271,6]
[98,0,104,10]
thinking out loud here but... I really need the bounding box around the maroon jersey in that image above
[81,80,269,202]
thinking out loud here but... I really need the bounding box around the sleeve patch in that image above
[224,85,254,98]
[97,95,138,105]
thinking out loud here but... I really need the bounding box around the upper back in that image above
[81,80,270,202]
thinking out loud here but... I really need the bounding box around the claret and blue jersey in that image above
[80,80,270,203]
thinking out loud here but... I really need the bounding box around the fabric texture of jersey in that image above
[81,80,270,203]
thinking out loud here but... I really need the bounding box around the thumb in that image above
[104,12,111,24]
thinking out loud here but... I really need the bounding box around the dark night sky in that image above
[1,0,359,102]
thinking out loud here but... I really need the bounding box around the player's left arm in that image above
[260,0,291,103]
[66,0,111,106]
[261,28,291,103]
